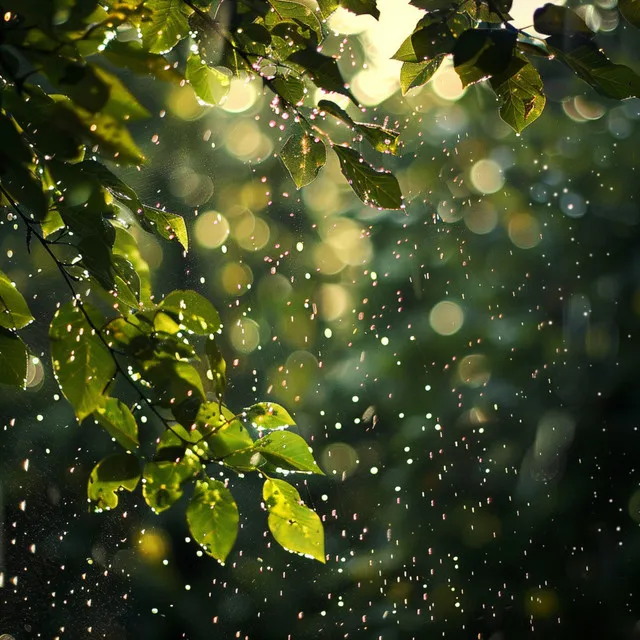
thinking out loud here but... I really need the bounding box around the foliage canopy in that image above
[1,0,639,571]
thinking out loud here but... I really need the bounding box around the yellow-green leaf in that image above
[254,431,324,474]
[263,478,325,563]
[0,270,34,330]
[186,53,231,106]
[93,397,139,450]
[280,132,327,189]
[186,477,239,562]
[50,302,116,421]
[88,453,140,511]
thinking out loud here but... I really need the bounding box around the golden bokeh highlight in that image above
[225,120,273,161]
[464,201,498,235]
[257,273,292,304]
[525,589,559,618]
[323,218,372,266]
[457,354,491,387]
[229,317,260,353]
[220,262,253,295]
[313,242,346,275]
[508,213,541,250]
[220,76,259,113]
[168,85,206,120]
[321,442,359,479]
[194,210,230,249]
[430,300,464,336]
[319,284,351,321]
[470,159,504,194]
[431,61,467,101]
[283,350,319,398]
[303,176,343,216]
[137,528,170,564]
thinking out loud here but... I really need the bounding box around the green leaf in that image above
[271,75,306,106]
[0,162,49,221]
[75,106,146,165]
[50,302,116,421]
[41,210,66,238]
[144,361,206,414]
[142,449,201,513]
[141,0,192,54]
[287,49,357,103]
[619,0,640,28]
[205,337,227,401]
[317,0,339,18]
[400,57,444,94]
[93,66,152,121]
[186,477,239,563]
[0,328,28,388]
[113,228,152,306]
[143,206,188,251]
[280,131,327,189]
[102,40,182,83]
[453,28,516,87]
[263,478,325,562]
[243,402,296,431]
[266,0,323,42]
[533,3,593,38]
[112,254,141,308]
[93,397,139,450]
[200,404,254,458]
[357,123,401,156]
[186,54,231,106]
[88,453,140,511]
[254,431,324,474]
[3,88,85,161]
[340,0,380,19]
[159,290,221,335]
[0,270,34,330]
[36,58,110,113]
[547,36,640,100]
[490,54,546,133]
[392,13,471,63]
[318,100,401,155]
[332,145,402,209]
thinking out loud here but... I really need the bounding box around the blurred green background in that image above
[2,1,640,638]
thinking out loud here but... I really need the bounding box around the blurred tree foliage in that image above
[1,0,640,639]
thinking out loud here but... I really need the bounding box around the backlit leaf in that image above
[186,54,231,106]
[490,54,546,133]
[287,49,357,103]
[0,270,34,330]
[141,0,192,54]
[93,397,139,450]
[263,478,325,562]
[333,145,402,209]
[244,402,296,431]
[254,431,324,474]
[547,35,640,100]
[280,132,327,189]
[142,449,201,513]
[49,302,116,421]
[400,57,444,94]
[88,453,140,511]
[159,290,221,335]
[187,477,239,562]
[143,206,188,251]
[340,0,380,19]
